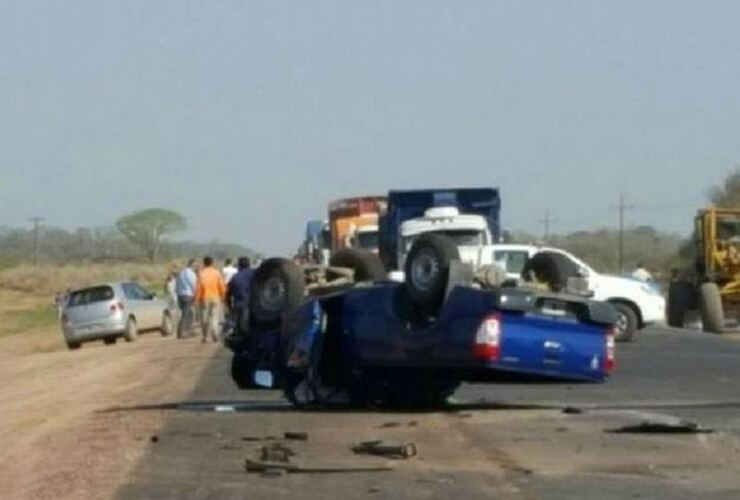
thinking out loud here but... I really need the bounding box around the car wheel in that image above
[123,318,138,342]
[611,302,638,342]
[404,233,460,311]
[66,341,81,350]
[329,248,386,282]
[249,258,305,330]
[160,312,174,337]
[103,337,117,345]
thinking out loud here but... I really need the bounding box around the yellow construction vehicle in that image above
[667,207,740,333]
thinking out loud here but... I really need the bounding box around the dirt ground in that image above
[0,321,219,500]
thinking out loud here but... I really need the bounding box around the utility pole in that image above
[29,216,44,267]
[616,194,634,275]
[539,210,554,242]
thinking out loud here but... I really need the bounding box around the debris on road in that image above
[284,431,309,441]
[562,406,584,415]
[150,435,159,443]
[607,420,714,434]
[352,440,418,459]
[260,443,296,462]
[245,458,393,474]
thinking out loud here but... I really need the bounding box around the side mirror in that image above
[253,370,274,388]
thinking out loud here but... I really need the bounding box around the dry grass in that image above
[0,262,178,340]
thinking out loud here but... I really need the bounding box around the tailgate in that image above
[496,313,610,381]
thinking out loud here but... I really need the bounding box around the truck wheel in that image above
[123,318,138,342]
[699,282,724,334]
[249,258,305,329]
[611,302,638,342]
[404,234,460,310]
[521,252,578,292]
[66,341,81,350]
[667,281,695,328]
[329,248,386,282]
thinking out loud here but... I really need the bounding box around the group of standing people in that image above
[165,256,255,343]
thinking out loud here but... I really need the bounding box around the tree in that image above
[709,167,740,207]
[115,208,187,262]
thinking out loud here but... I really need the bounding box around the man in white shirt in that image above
[222,258,238,284]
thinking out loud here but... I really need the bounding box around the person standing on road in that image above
[175,259,198,338]
[164,268,180,325]
[222,258,238,285]
[195,255,226,343]
[631,263,653,282]
[226,257,255,335]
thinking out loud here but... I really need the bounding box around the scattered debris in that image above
[245,458,393,474]
[150,435,159,444]
[214,405,236,413]
[284,431,309,441]
[607,420,713,434]
[416,477,455,485]
[221,444,242,451]
[562,406,584,415]
[368,487,381,493]
[352,440,417,459]
[407,421,418,427]
[241,435,278,442]
[378,422,401,428]
[260,443,296,463]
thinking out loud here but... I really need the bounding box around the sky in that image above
[2,1,740,255]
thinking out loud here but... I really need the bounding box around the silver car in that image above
[60,281,174,349]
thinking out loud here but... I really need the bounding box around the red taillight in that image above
[474,314,502,361]
[605,327,615,374]
[110,302,124,314]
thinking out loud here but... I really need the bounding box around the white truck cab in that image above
[398,207,493,270]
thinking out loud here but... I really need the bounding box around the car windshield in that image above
[67,286,114,307]
[356,231,378,249]
[493,250,530,274]
[405,230,484,250]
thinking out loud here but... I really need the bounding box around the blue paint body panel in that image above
[281,283,610,384]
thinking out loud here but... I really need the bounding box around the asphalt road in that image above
[115,326,740,500]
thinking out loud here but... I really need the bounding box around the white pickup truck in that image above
[393,207,665,342]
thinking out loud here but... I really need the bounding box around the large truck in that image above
[328,196,386,254]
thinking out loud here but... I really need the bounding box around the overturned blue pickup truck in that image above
[227,231,617,407]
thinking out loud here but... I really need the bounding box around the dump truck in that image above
[667,207,740,333]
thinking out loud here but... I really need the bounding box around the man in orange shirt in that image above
[194,256,226,343]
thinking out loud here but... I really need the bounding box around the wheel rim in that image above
[410,249,440,292]
[615,310,628,336]
[259,275,286,313]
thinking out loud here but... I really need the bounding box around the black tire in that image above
[699,282,724,334]
[329,248,386,282]
[66,341,81,350]
[249,258,305,330]
[611,302,638,342]
[160,312,174,337]
[123,318,138,342]
[230,353,256,390]
[103,337,117,345]
[521,251,578,292]
[667,281,695,328]
[404,234,460,310]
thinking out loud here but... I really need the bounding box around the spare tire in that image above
[666,281,695,328]
[404,233,460,310]
[521,251,578,292]
[249,258,305,329]
[329,248,386,282]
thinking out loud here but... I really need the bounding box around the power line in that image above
[611,194,634,274]
[539,210,555,242]
[29,216,44,267]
